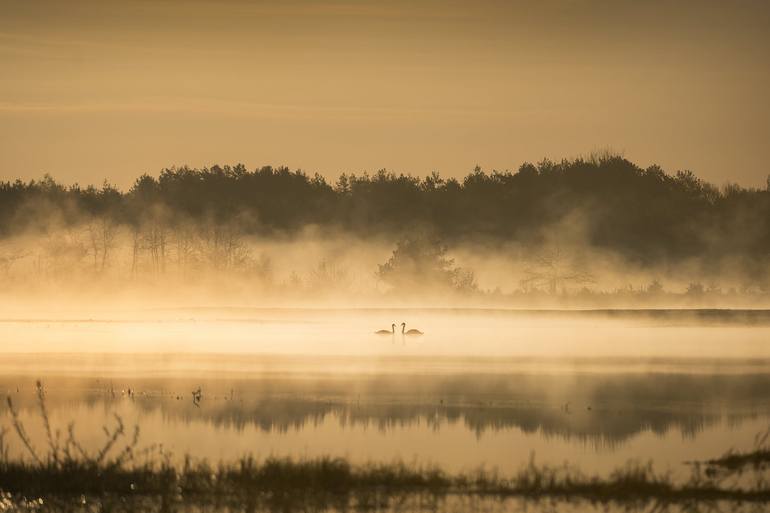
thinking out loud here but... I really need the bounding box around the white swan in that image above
[401,322,423,336]
[375,323,396,335]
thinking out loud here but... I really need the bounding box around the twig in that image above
[36,380,61,465]
[5,396,41,465]
[95,414,125,465]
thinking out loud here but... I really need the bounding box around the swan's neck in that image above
[401,325,405,334]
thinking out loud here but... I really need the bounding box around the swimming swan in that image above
[401,322,423,335]
[376,323,396,335]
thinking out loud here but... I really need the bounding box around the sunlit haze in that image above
[1,2,770,512]
[2,0,770,187]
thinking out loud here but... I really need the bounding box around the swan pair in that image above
[375,322,423,336]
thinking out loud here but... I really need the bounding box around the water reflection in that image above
[3,370,769,447]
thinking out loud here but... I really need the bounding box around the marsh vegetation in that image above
[0,381,769,513]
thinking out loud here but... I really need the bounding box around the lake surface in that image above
[1,309,769,481]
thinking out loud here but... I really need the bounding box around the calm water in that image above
[1,309,769,481]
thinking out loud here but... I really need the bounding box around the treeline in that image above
[1,155,769,267]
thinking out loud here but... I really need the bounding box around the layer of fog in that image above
[0,217,769,316]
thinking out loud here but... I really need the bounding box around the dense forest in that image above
[2,155,769,260]
[1,154,769,299]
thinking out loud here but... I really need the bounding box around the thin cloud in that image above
[0,98,517,120]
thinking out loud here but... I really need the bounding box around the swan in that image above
[375,323,396,335]
[401,322,423,336]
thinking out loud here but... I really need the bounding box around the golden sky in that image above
[1,0,769,188]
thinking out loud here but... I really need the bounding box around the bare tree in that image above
[39,230,88,281]
[130,224,142,277]
[173,225,197,276]
[520,246,595,294]
[0,246,28,277]
[306,259,350,294]
[199,223,249,271]
[86,217,117,272]
[143,221,168,274]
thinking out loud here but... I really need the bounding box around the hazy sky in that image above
[1,0,769,188]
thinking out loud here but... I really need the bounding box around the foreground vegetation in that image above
[1,382,768,512]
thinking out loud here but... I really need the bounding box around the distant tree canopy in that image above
[1,156,769,268]
[377,237,477,293]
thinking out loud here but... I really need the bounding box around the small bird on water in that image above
[401,322,423,335]
[375,323,396,335]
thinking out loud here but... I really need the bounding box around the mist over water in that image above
[1,154,769,513]
[3,1,770,508]
[2,157,769,312]
[1,309,768,482]
[1,164,769,508]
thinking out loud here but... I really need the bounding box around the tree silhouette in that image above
[520,247,595,294]
[0,156,768,287]
[377,237,477,293]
